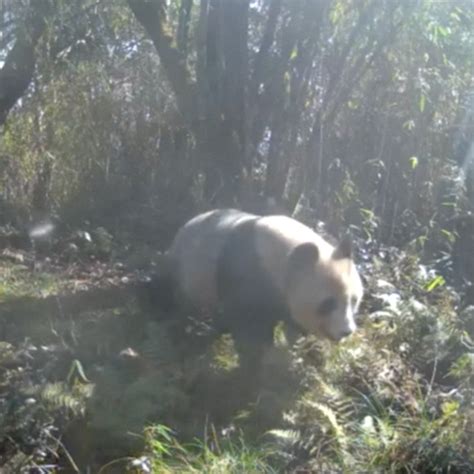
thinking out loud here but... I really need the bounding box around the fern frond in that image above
[305,400,347,448]
[37,381,93,417]
[266,429,301,446]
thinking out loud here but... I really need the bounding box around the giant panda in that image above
[153,209,363,374]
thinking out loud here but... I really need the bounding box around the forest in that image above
[0,0,473,472]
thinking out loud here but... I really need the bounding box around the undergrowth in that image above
[135,246,473,474]
[113,425,279,474]
[1,245,473,473]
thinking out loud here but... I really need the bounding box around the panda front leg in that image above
[230,320,274,390]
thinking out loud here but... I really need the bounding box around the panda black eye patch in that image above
[318,297,338,315]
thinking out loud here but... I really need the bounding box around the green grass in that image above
[0,261,61,300]
[99,425,280,474]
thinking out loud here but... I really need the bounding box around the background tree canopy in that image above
[1,0,472,249]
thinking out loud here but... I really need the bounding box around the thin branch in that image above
[196,0,209,118]
[127,0,197,123]
[323,0,377,107]
[251,0,282,93]
[177,0,193,56]
[324,3,411,126]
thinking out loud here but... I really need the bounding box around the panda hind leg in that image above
[139,272,176,316]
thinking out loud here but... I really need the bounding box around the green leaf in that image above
[360,208,375,219]
[348,99,359,110]
[425,275,445,292]
[449,353,474,379]
[409,156,419,169]
[441,400,459,418]
[419,94,426,113]
[290,46,298,60]
[450,11,461,22]
[437,25,450,37]
[403,120,416,131]
[284,71,291,94]
[67,359,90,384]
[440,228,456,243]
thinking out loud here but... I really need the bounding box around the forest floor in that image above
[0,237,473,473]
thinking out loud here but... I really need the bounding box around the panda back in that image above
[168,209,257,309]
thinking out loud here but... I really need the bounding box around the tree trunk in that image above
[0,0,52,126]
[200,0,249,205]
[128,0,250,206]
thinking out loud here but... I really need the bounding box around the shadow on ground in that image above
[1,285,302,472]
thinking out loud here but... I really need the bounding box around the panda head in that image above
[285,236,363,342]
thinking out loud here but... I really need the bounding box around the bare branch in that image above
[251,0,282,93]
[324,3,411,125]
[177,0,193,56]
[323,0,377,106]
[127,0,197,122]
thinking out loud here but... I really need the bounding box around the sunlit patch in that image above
[29,222,55,239]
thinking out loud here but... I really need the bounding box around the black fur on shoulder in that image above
[216,218,296,373]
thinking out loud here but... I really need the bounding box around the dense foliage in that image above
[1,0,473,472]
[1,1,472,245]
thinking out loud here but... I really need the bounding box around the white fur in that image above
[168,210,255,309]
[253,215,335,292]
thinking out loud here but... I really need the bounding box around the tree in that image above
[127,0,250,205]
[0,0,52,126]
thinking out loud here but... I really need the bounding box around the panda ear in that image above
[288,243,319,276]
[333,234,352,260]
